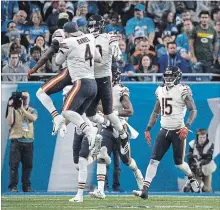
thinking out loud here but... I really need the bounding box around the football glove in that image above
[176,127,189,140]
[144,131,152,146]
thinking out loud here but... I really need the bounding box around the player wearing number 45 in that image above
[133,66,200,199]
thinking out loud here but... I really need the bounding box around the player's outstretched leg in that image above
[69,157,88,202]
[128,158,144,190]
[89,147,111,199]
[176,163,200,192]
[133,159,160,199]
[36,88,65,134]
[106,113,129,154]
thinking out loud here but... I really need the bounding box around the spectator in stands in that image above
[126,4,155,47]
[2,52,28,82]
[176,20,193,61]
[156,11,179,47]
[183,129,216,193]
[189,11,219,75]
[156,34,173,58]
[72,1,88,23]
[136,54,157,81]
[28,46,52,81]
[158,42,190,73]
[46,0,67,34]
[211,7,220,25]
[2,21,17,45]
[116,39,134,81]
[131,38,156,71]
[176,10,198,33]
[147,1,175,26]
[215,21,220,63]
[196,1,220,22]
[2,31,27,66]
[104,12,124,35]
[33,35,49,54]
[25,11,49,47]
[6,91,38,192]
[1,1,19,22]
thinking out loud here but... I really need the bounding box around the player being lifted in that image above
[28,23,69,134]
[133,66,200,199]
[89,68,144,199]
[86,15,129,155]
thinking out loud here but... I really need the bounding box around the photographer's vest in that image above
[9,107,35,140]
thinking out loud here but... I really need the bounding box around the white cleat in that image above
[59,123,67,137]
[85,127,98,150]
[190,177,200,192]
[52,115,65,135]
[97,146,111,165]
[89,189,106,199]
[133,169,144,190]
[69,194,83,203]
[90,134,103,158]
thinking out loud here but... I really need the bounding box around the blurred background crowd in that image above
[1,0,220,82]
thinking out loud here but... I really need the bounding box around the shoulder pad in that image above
[179,84,192,98]
[52,29,65,43]
[59,40,69,49]
[118,84,130,98]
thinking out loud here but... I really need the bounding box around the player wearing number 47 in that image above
[133,66,200,199]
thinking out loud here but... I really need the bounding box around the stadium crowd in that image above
[1,0,220,82]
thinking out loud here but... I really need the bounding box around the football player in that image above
[86,15,129,155]
[89,68,144,199]
[133,66,200,199]
[55,22,104,203]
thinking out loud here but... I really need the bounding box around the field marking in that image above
[1,205,216,209]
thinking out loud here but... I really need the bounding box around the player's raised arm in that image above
[28,39,60,78]
[144,99,161,146]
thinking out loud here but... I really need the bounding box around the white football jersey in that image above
[94,33,122,78]
[112,83,130,123]
[156,84,192,130]
[58,33,96,82]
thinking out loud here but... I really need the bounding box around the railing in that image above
[1,73,220,84]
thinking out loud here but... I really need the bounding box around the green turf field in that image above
[1,195,220,210]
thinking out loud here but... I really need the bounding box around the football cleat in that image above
[97,146,111,165]
[189,177,200,192]
[59,123,67,137]
[90,134,102,158]
[133,185,148,199]
[89,189,106,199]
[85,126,98,150]
[120,134,129,155]
[133,169,144,190]
[69,194,83,202]
[52,115,65,135]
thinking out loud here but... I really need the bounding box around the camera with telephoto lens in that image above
[11,92,27,109]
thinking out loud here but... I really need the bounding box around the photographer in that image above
[183,129,216,192]
[6,91,38,192]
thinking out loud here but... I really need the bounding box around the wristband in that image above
[185,123,190,129]
[145,126,151,132]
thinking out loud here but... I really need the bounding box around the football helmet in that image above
[112,67,121,86]
[163,66,182,87]
[87,15,105,35]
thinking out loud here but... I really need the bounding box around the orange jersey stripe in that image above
[42,69,68,92]
[63,80,81,111]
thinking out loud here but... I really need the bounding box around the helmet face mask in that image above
[87,15,105,35]
[163,66,182,87]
